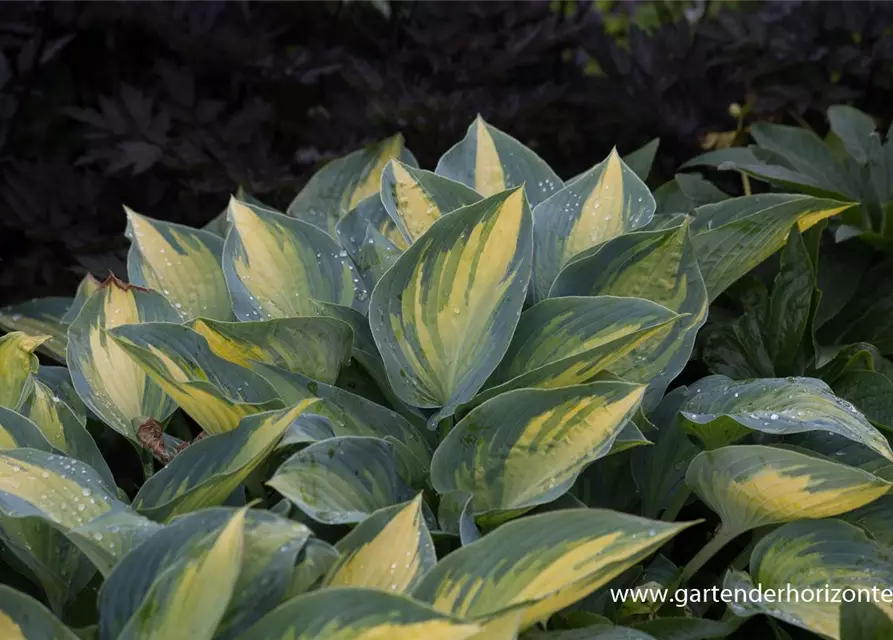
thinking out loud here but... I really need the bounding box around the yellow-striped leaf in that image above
[133,402,316,521]
[66,277,180,442]
[238,587,481,640]
[189,316,352,385]
[287,134,415,235]
[323,494,435,594]
[0,585,79,640]
[116,509,246,640]
[531,149,656,301]
[61,273,102,324]
[125,208,233,321]
[413,509,693,630]
[108,322,282,435]
[285,538,341,598]
[0,406,52,450]
[268,436,407,524]
[432,382,645,521]
[0,331,46,410]
[381,159,483,244]
[0,297,71,362]
[65,509,163,578]
[250,362,430,485]
[369,188,532,424]
[550,219,708,410]
[691,194,855,301]
[725,520,893,639]
[686,445,891,537]
[223,198,368,318]
[680,375,893,458]
[335,194,406,287]
[36,366,88,424]
[436,116,561,206]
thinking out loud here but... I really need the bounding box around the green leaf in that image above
[285,538,341,598]
[691,194,854,301]
[436,115,561,207]
[381,159,483,244]
[686,445,891,536]
[61,274,102,324]
[133,402,316,521]
[369,188,532,425]
[833,370,893,431]
[413,509,694,631]
[622,138,660,182]
[840,494,893,549]
[36,366,87,425]
[828,105,878,166]
[334,194,406,287]
[237,587,481,639]
[125,209,233,321]
[523,624,655,639]
[675,173,730,206]
[531,149,655,301]
[0,584,79,639]
[287,134,416,236]
[765,229,814,373]
[64,509,162,578]
[0,406,54,451]
[632,617,743,639]
[818,260,893,354]
[66,277,180,443]
[725,519,893,639]
[550,219,708,409]
[431,382,645,520]
[841,602,893,640]
[223,198,369,318]
[188,316,352,385]
[268,436,407,524]
[815,240,871,329]
[0,297,71,362]
[108,322,282,435]
[0,331,46,410]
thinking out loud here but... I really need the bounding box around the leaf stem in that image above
[741,173,752,196]
[661,487,690,522]
[681,526,740,582]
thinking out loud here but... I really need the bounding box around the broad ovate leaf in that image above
[125,208,233,321]
[381,159,482,243]
[550,219,708,409]
[133,402,316,521]
[436,116,561,207]
[287,133,415,235]
[725,519,893,639]
[66,277,180,442]
[680,375,893,459]
[223,198,368,319]
[413,509,693,630]
[189,316,352,385]
[0,297,71,362]
[108,322,282,435]
[691,194,854,301]
[237,587,481,640]
[0,585,79,640]
[686,445,891,536]
[0,331,46,410]
[268,436,406,524]
[432,382,645,519]
[369,188,532,424]
[335,194,406,286]
[323,494,436,594]
[531,149,656,301]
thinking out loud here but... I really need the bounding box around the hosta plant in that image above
[0,115,891,639]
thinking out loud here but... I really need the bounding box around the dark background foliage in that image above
[1,0,891,306]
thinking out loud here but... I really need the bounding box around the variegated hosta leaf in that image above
[66,277,180,442]
[686,445,891,536]
[223,198,368,319]
[436,115,562,207]
[0,331,46,410]
[323,494,436,594]
[840,494,893,547]
[531,149,656,302]
[65,509,162,578]
[237,587,481,640]
[188,316,352,385]
[0,406,52,450]
[61,273,102,324]
[369,188,532,425]
[20,380,114,488]
[0,298,71,362]
[108,322,282,435]
[250,362,430,485]
[0,585,79,640]
[99,507,310,640]
[680,375,893,459]
[550,219,708,410]
[413,509,693,631]
[381,159,483,244]
[133,402,316,521]
[335,194,407,286]
[690,194,855,301]
[116,509,246,640]
[125,208,233,321]
[37,366,88,424]
[268,436,407,524]
[286,538,341,598]
[725,519,893,639]
[436,490,481,546]
[287,133,416,235]
[469,296,681,409]
[432,382,645,521]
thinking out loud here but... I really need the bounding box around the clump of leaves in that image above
[0,115,891,639]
